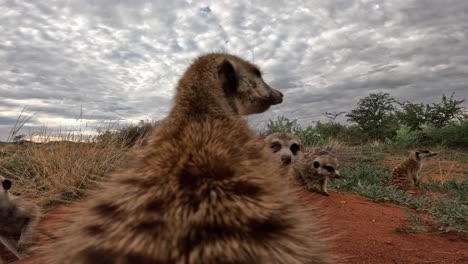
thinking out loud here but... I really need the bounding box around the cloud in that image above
[0,0,467,140]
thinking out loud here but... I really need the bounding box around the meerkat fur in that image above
[390,148,437,191]
[40,53,332,263]
[0,175,41,261]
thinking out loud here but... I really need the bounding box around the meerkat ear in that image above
[415,151,420,157]
[218,59,239,92]
[2,179,12,190]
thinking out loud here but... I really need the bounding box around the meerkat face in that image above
[311,155,341,179]
[413,149,437,160]
[265,132,303,167]
[222,57,283,115]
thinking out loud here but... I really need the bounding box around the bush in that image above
[397,93,466,130]
[346,92,399,140]
[422,120,468,148]
[265,116,301,134]
[389,125,420,149]
[265,116,321,145]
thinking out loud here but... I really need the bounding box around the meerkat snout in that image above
[269,89,283,104]
[281,154,292,164]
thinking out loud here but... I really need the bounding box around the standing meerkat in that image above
[293,151,341,196]
[0,175,40,262]
[390,149,437,191]
[264,132,304,176]
[39,53,332,263]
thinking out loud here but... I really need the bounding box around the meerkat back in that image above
[40,53,331,264]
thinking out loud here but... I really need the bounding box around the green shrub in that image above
[389,125,420,149]
[265,116,301,134]
[346,92,399,140]
[265,116,321,145]
[422,120,468,148]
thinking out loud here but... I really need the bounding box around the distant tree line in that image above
[266,92,467,148]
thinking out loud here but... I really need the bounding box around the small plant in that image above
[396,208,427,233]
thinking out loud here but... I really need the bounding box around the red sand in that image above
[309,192,467,263]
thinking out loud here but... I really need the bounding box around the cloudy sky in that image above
[1,0,467,140]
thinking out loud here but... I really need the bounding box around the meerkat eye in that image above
[313,161,320,169]
[2,179,12,190]
[324,166,335,173]
[270,142,281,152]
[423,150,430,153]
[290,144,300,155]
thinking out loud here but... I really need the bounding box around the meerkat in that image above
[293,151,341,196]
[39,53,332,264]
[264,132,304,176]
[390,148,437,191]
[0,175,40,262]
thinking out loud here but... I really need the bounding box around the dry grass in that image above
[0,139,128,210]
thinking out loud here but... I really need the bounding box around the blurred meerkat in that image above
[40,53,332,263]
[264,132,304,176]
[390,149,437,191]
[293,151,341,196]
[0,175,40,261]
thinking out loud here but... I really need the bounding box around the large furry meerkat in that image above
[40,53,332,263]
[293,151,341,196]
[0,175,40,262]
[264,132,304,176]
[390,148,437,191]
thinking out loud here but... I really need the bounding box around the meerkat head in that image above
[311,154,341,179]
[177,53,283,117]
[411,149,437,160]
[218,54,283,115]
[264,132,303,166]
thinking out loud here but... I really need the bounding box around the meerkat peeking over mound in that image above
[390,149,437,191]
[293,151,341,196]
[40,53,331,264]
[0,175,40,262]
[264,132,304,176]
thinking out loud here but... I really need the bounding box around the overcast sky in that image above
[1,0,467,140]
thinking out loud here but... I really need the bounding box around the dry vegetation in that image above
[0,137,128,209]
